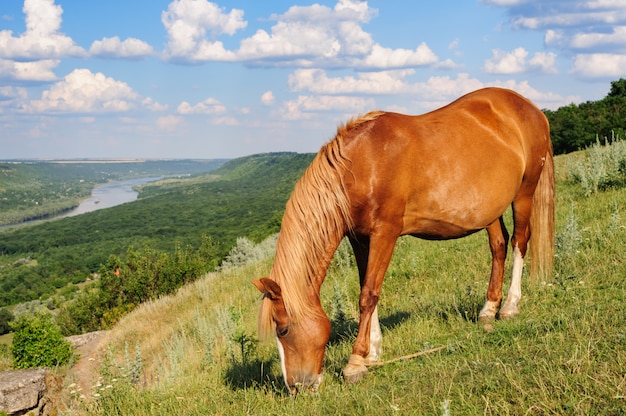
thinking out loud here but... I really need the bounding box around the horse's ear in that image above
[252,278,282,301]
[252,278,290,330]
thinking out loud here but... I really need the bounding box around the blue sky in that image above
[1,0,625,159]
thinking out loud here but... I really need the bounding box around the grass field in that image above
[47,150,626,414]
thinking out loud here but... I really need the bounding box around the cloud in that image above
[287,69,573,111]
[89,37,154,59]
[529,52,558,73]
[142,97,168,112]
[0,0,85,59]
[278,95,375,120]
[487,0,626,77]
[289,68,416,94]
[177,97,226,114]
[162,0,446,70]
[484,48,528,74]
[570,26,626,51]
[21,69,140,113]
[261,91,275,105]
[571,53,626,78]
[0,59,59,81]
[161,0,246,62]
[484,48,557,74]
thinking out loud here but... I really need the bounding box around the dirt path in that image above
[66,331,109,398]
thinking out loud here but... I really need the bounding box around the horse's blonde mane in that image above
[258,111,384,340]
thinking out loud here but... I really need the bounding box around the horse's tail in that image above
[529,144,555,283]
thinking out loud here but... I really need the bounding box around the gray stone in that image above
[0,368,47,415]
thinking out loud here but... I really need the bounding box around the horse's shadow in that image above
[223,357,287,393]
[223,311,413,393]
[328,310,412,346]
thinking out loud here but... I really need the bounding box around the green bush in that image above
[0,308,14,335]
[10,312,73,369]
[568,135,626,196]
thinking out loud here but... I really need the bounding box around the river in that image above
[1,176,162,230]
[60,176,163,218]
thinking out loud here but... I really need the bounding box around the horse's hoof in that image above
[343,364,368,383]
[478,315,495,332]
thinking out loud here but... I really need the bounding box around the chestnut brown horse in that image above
[253,87,554,394]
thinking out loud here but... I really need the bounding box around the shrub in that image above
[10,312,73,369]
[0,308,14,335]
[568,134,626,196]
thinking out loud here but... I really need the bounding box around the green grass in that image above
[61,151,626,415]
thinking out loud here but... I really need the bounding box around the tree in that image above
[0,308,14,335]
[607,78,626,98]
[10,312,73,369]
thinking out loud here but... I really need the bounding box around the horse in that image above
[252,87,555,395]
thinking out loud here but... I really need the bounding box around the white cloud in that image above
[570,26,626,50]
[289,68,416,94]
[177,97,226,115]
[142,97,168,112]
[278,95,375,120]
[0,59,59,81]
[0,0,85,59]
[89,37,154,59]
[162,0,445,69]
[21,69,140,113]
[484,48,528,74]
[161,0,246,62]
[261,91,275,105]
[357,43,438,69]
[487,1,626,78]
[529,52,558,73]
[571,53,626,77]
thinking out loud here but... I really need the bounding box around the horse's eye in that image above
[277,326,290,338]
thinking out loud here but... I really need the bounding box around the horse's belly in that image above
[403,216,483,240]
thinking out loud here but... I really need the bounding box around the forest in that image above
[546,78,626,154]
[0,153,313,316]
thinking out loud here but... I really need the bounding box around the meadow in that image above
[54,145,625,415]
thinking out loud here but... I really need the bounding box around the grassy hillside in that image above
[60,148,625,414]
[0,154,313,307]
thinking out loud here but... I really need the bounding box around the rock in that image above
[66,330,107,349]
[0,368,48,415]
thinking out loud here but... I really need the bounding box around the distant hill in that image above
[0,153,313,307]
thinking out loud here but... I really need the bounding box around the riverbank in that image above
[0,177,163,231]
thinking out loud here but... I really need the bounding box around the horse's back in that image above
[341,88,550,238]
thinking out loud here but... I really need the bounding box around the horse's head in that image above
[253,278,331,395]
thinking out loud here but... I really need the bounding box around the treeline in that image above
[546,78,626,154]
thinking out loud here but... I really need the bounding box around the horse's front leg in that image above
[344,232,397,383]
[348,235,382,364]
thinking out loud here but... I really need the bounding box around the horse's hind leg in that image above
[349,235,382,363]
[479,217,509,323]
[499,198,532,319]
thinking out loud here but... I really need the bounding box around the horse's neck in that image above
[271,225,343,292]
[269,215,345,321]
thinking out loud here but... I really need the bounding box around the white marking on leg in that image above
[500,245,523,318]
[368,306,382,362]
[479,300,500,321]
[275,336,289,391]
